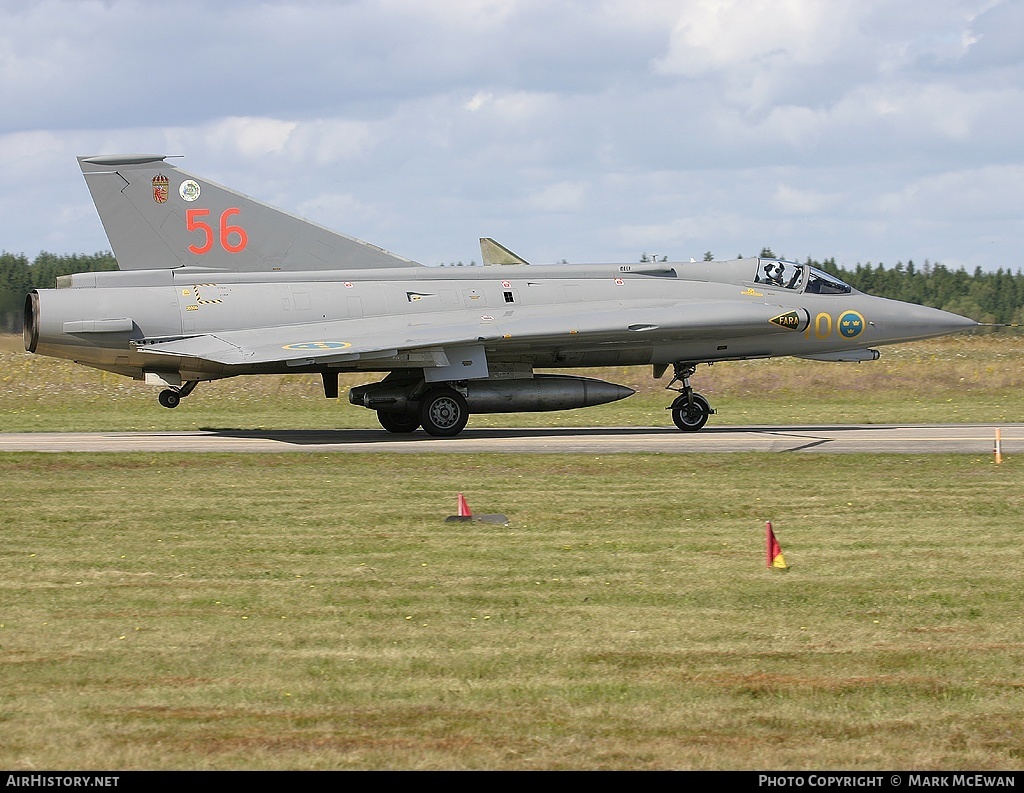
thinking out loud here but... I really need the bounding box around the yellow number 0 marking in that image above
[807,312,833,340]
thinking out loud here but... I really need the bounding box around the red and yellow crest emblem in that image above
[152,173,169,204]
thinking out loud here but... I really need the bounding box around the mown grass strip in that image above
[2,452,1022,769]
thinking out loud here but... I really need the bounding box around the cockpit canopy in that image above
[753,259,852,295]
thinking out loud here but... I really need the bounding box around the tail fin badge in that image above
[152,174,169,204]
[179,180,201,202]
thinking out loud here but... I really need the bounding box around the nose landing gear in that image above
[666,363,715,432]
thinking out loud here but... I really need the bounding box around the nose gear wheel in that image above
[665,362,715,432]
[671,393,711,431]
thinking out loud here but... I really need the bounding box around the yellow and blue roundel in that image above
[838,311,866,339]
[282,341,352,350]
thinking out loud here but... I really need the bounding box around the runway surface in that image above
[0,423,1019,454]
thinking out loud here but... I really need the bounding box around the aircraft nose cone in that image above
[881,301,978,342]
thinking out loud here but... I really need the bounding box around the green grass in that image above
[4,332,1024,431]
[3,332,1024,769]
[2,453,1023,769]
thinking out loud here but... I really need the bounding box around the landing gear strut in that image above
[158,380,198,409]
[666,363,715,432]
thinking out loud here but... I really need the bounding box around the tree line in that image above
[1,252,118,334]
[818,257,1024,325]
[2,249,1023,335]
[793,253,1024,325]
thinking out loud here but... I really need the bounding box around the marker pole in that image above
[995,428,1003,465]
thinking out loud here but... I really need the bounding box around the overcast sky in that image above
[2,0,1021,271]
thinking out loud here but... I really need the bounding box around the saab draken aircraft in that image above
[23,155,977,436]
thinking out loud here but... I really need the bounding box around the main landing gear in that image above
[418,387,469,437]
[375,387,469,437]
[158,380,198,409]
[376,410,420,434]
[666,363,715,432]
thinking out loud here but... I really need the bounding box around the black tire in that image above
[158,389,180,409]
[671,393,710,432]
[377,411,420,434]
[419,388,469,437]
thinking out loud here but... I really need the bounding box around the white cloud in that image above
[654,0,844,77]
[464,92,494,112]
[0,0,1021,273]
[772,184,842,215]
[524,181,589,212]
[202,118,299,159]
[875,165,1024,221]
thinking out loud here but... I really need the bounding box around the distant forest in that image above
[1,252,118,334]
[2,248,1023,334]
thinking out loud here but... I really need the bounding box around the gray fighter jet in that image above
[23,155,977,436]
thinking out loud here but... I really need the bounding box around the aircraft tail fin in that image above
[479,237,530,266]
[77,155,422,272]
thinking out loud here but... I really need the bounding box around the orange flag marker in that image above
[445,494,508,525]
[766,521,787,569]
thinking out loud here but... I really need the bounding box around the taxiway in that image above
[0,423,1018,454]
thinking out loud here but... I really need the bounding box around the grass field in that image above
[2,333,1023,770]
[2,453,1023,770]
[3,332,1023,432]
